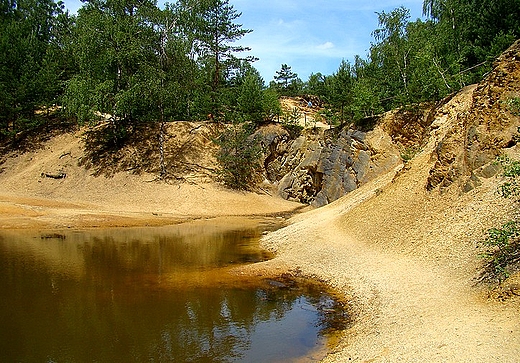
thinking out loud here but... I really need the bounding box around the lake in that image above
[0,218,349,362]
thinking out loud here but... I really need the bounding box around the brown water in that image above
[0,218,348,362]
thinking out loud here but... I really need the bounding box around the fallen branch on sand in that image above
[41,172,66,179]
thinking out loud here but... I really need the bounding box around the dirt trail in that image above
[257,149,520,361]
[280,97,330,129]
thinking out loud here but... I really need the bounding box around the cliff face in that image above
[257,124,402,207]
[257,91,436,207]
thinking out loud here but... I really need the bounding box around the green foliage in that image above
[63,0,161,125]
[300,0,520,118]
[351,76,384,120]
[424,0,520,81]
[367,7,457,109]
[400,147,419,163]
[272,64,302,96]
[221,63,282,124]
[61,0,254,130]
[304,60,380,125]
[316,108,339,127]
[480,156,520,282]
[0,0,72,140]
[497,156,520,198]
[328,60,355,125]
[261,88,282,122]
[505,97,520,116]
[176,0,253,119]
[237,69,264,123]
[214,118,262,189]
[480,221,520,282]
[305,73,327,98]
[281,107,303,138]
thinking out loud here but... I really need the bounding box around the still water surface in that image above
[0,218,347,362]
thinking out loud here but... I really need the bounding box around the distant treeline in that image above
[1,0,519,141]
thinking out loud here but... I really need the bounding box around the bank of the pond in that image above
[3,164,520,363]
[0,184,305,230]
[2,165,520,363]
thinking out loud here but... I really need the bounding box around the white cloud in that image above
[317,42,335,50]
[234,0,425,80]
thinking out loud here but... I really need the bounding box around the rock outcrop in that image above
[427,39,520,192]
[257,124,401,207]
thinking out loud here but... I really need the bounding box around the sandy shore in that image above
[0,185,305,230]
[243,151,520,362]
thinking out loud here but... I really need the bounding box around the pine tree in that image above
[64,0,161,145]
[328,60,354,126]
[237,69,264,124]
[177,0,252,119]
[273,64,299,96]
[0,0,70,140]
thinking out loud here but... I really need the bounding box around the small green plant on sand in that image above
[480,221,520,282]
[400,147,419,163]
[480,156,520,282]
[497,155,520,198]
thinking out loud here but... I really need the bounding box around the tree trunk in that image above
[159,108,166,177]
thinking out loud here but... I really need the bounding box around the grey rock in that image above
[258,124,401,207]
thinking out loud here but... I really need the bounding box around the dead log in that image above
[41,172,66,179]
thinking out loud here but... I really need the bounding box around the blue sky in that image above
[61,0,425,82]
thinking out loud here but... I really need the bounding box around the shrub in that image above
[480,221,520,282]
[497,156,520,198]
[400,147,419,163]
[480,155,520,282]
[505,97,520,116]
[281,107,303,138]
[214,118,262,190]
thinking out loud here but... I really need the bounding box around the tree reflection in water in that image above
[0,221,350,362]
